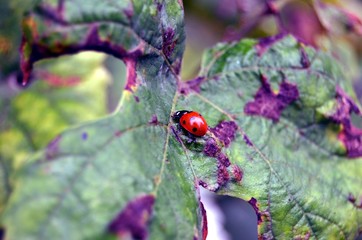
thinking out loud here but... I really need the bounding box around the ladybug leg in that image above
[186,132,197,144]
[176,124,198,144]
[177,123,182,131]
[176,124,194,143]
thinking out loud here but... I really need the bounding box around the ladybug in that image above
[173,110,208,137]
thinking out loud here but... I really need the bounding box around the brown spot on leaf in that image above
[348,193,356,203]
[243,134,253,146]
[203,138,221,157]
[300,46,310,68]
[248,197,262,224]
[19,14,143,86]
[347,193,362,209]
[198,180,209,189]
[148,114,158,125]
[330,87,360,122]
[232,165,243,182]
[114,131,122,137]
[124,59,137,92]
[244,76,299,122]
[37,71,81,87]
[123,2,134,20]
[255,34,285,56]
[82,132,88,140]
[217,164,230,187]
[338,125,362,158]
[210,121,238,147]
[46,135,62,160]
[134,95,140,103]
[179,76,205,94]
[199,201,208,240]
[162,28,177,58]
[108,195,155,240]
[20,38,33,86]
[333,88,362,158]
[202,132,243,191]
[217,153,231,167]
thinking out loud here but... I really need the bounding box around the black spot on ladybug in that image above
[183,120,186,124]
[199,114,202,116]
[192,128,197,132]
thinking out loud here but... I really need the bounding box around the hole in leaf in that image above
[8,51,126,151]
[200,188,257,240]
[33,51,127,115]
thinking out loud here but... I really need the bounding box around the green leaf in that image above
[176,35,362,239]
[2,1,362,240]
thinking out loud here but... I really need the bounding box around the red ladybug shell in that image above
[179,111,208,137]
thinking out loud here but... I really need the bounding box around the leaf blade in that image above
[178,34,362,239]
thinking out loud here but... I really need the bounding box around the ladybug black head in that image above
[172,110,191,123]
